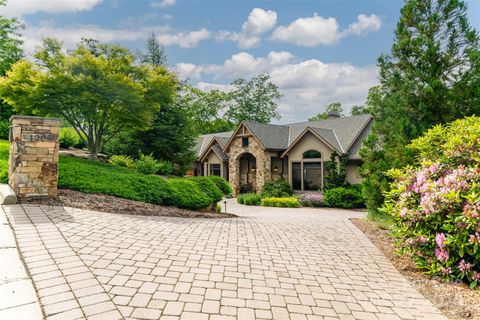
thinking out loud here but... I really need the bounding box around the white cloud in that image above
[21,22,209,53]
[2,0,103,17]
[217,8,277,49]
[156,28,211,48]
[272,14,340,46]
[150,0,176,8]
[272,13,382,47]
[176,51,378,122]
[343,14,382,36]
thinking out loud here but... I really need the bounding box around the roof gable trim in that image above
[281,127,343,158]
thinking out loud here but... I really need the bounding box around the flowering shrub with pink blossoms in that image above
[382,116,480,287]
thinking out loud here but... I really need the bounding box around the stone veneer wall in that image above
[227,134,271,196]
[8,116,60,198]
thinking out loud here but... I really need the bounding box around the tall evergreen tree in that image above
[361,0,480,214]
[140,32,167,67]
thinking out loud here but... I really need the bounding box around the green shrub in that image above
[108,155,135,168]
[156,159,175,175]
[261,178,293,198]
[135,153,158,175]
[0,120,9,140]
[237,193,261,206]
[0,140,8,183]
[383,116,480,287]
[261,197,300,208]
[59,127,80,148]
[205,176,232,195]
[168,178,212,210]
[188,176,223,203]
[323,185,364,209]
[216,203,222,213]
[59,156,175,205]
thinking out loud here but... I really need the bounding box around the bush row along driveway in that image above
[2,200,446,320]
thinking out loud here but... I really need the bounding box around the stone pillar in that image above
[229,157,240,196]
[8,116,60,198]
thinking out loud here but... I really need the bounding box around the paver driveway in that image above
[3,200,446,320]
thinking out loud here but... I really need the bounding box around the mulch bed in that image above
[351,218,480,320]
[19,189,237,219]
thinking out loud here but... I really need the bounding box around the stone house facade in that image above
[194,114,372,195]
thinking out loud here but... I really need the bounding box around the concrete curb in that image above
[0,184,17,205]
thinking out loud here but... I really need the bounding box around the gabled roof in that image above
[280,127,343,158]
[243,121,290,150]
[195,114,373,160]
[198,136,231,162]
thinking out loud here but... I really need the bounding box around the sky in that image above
[2,0,480,123]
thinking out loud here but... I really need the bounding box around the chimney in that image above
[327,111,341,119]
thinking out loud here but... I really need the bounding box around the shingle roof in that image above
[243,121,290,150]
[195,114,372,160]
[211,144,229,161]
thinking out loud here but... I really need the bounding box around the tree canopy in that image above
[308,102,343,121]
[361,0,480,213]
[0,38,178,159]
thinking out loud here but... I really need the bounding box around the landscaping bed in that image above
[20,189,236,219]
[352,218,480,320]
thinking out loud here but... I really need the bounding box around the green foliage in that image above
[383,116,480,286]
[108,155,135,168]
[167,178,212,210]
[237,193,261,206]
[323,152,348,190]
[140,32,167,67]
[350,105,368,116]
[0,139,8,183]
[0,140,217,210]
[0,120,9,140]
[180,86,235,135]
[0,38,178,159]
[205,175,232,195]
[58,156,175,205]
[135,153,158,175]
[308,102,343,121]
[261,178,293,198]
[323,185,365,209]
[361,0,480,214]
[187,176,223,203]
[226,74,282,124]
[155,159,175,175]
[59,127,80,149]
[261,197,300,208]
[0,1,23,76]
[216,203,222,213]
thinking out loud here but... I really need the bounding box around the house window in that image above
[292,162,301,190]
[303,150,321,159]
[242,137,249,147]
[210,164,221,176]
[303,162,322,191]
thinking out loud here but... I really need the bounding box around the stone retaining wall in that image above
[8,116,60,198]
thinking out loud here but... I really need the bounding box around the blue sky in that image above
[3,0,480,123]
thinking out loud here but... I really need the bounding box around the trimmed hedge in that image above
[0,140,8,183]
[206,175,232,195]
[237,193,261,206]
[168,179,213,209]
[261,178,293,198]
[261,197,300,208]
[323,185,364,209]
[187,176,223,203]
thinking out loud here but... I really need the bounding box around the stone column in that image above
[229,157,240,196]
[8,116,60,198]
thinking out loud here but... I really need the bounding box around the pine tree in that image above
[361,0,480,214]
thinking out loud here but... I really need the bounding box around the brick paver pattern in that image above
[2,200,447,320]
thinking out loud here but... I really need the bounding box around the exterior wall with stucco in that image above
[226,127,270,196]
[202,149,227,179]
[285,131,334,190]
[345,162,363,185]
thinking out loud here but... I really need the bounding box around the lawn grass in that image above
[366,207,394,230]
[0,140,8,183]
[0,140,226,210]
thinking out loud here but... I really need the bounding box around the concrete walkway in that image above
[0,206,43,319]
[2,200,447,320]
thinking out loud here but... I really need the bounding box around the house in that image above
[194,113,372,195]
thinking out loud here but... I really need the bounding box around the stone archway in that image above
[238,153,257,193]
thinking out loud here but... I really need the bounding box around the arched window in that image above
[303,150,321,159]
